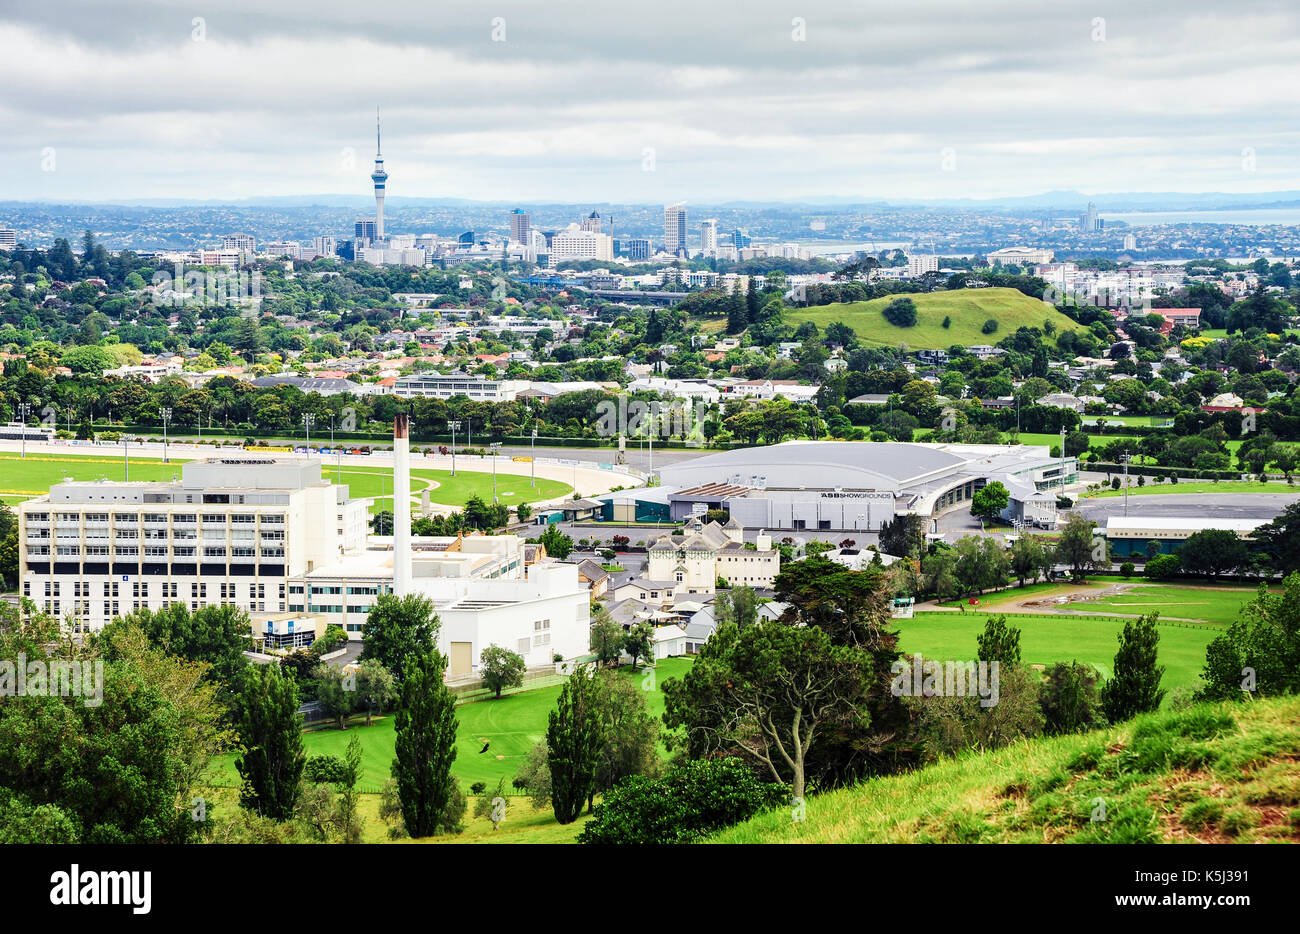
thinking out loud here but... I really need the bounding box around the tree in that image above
[1144,554,1181,580]
[1009,534,1047,586]
[1055,512,1111,582]
[663,620,870,803]
[232,664,306,821]
[883,297,917,327]
[622,621,654,671]
[1039,661,1105,735]
[592,669,660,794]
[714,585,759,630]
[533,522,574,559]
[314,664,357,729]
[954,534,1010,594]
[878,514,926,559]
[480,644,527,698]
[392,650,462,837]
[1197,572,1300,701]
[547,669,606,824]
[976,614,1021,666]
[360,593,440,683]
[354,659,397,725]
[102,602,250,691]
[970,481,1010,522]
[577,757,783,845]
[588,605,625,668]
[1100,614,1166,722]
[1254,502,1300,575]
[1178,528,1248,580]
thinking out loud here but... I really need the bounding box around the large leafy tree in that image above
[592,669,660,794]
[588,604,625,668]
[479,644,527,698]
[360,593,440,684]
[391,650,461,837]
[1253,503,1300,575]
[546,669,606,824]
[664,620,870,802]
[1100,614,1167,722]
[1055,512,1111,582]
[970,481,1010,521]
[1178,528,1249,580]
[1197,573,1300,701]
[101,602,250,690]
[232,663,306,821]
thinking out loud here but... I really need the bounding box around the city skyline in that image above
[2,0,1299,203]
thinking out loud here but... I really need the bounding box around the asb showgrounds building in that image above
[653,441,1077,532]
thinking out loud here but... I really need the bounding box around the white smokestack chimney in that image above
[393,413,412,596]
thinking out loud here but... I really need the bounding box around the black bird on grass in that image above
[479,741,491,754]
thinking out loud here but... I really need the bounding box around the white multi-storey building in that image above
[391,372,530,402]
[664,203,687,254]
[646,519,780,597]
[19,458,367,632]
[549,226,613,262]
[700,219,718,255]
[907,253,938,278]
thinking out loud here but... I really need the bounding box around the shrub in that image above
[303,755,348,784]
[1120,561,1135,578]
[576,758,785,845]
[981,318,998,335]
[883,297,917,328]
[1145,554,1181,580]
[1038,661,1105,735]
[941,315,952,329]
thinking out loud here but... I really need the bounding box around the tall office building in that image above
[700,219,718,255]
[664,203,687,255]
[1079,201,1101,232]
[733,228,752,249]
[221,234,257,252]
[0,229,16,250]
[509,209,531,245]
[354,218,377,242]
[371,109,389,241]
[311,236,336,257]
[581,211,602,233]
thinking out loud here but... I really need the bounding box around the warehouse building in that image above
[654,441,1074,531]
[1102,516,1267,558]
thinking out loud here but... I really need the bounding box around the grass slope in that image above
[712,694,1300,843]
[785,287,1086,350]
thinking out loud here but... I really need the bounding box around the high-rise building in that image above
[354,218,377,243]
[509,209,531,245]
[549,226,613,262]
[371,108,389,241]
[664,203,687,255]
[1079,201,1101,232]
[221,234,256,252]
[581,211,602,233]
[700,219,718,255]
[0,229,16,250]
[1123,234,1137,251]
[458,230,475,245]
[732,228,751,249]
[907,253,938,278]
[312,236,336,257]
[616,239,651,262]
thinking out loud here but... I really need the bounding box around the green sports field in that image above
[0,452,571,509]
[784,288,1087,350]
[1082,480,1296,497]
[896,610,1218,693]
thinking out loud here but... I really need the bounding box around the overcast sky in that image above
[2,0,1298,204]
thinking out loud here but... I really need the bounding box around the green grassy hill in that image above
[785,287,1086,350]
[711,694,1300,844]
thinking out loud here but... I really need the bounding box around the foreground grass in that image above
[711,694,1300,843]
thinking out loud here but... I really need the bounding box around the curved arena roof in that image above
[657,441,970,492]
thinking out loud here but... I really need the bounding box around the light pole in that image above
[66,405,73,437]
[530,428,537,487]
[302,413,314,450]
[160,407,172,463]
[1121,450,1131,518]
[123,435,130,481]
[447,420,461,476]
[491,442,501,502]
[16,403,30,458]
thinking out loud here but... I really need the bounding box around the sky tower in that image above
[371,108,388,241]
